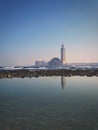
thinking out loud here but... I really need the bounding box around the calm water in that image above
[0,76,98,130]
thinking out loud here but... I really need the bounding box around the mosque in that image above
[35,44,66,67]
[48,44,65,67]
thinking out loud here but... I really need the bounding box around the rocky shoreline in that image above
[0,69,98,78]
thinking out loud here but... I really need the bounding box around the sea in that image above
[0,76,98,130]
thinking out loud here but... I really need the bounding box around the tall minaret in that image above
[61,44,65,65]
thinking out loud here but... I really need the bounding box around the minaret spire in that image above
[61,44,65,65]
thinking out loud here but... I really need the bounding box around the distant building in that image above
[48,57,61,67]
[61,44,65,65]
[35,61,47,67]
[35,44,66,67]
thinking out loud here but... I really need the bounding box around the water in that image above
[0,76,98,130]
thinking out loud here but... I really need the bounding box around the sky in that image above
[0,0,98,66]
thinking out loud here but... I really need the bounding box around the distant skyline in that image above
[0,0,98,66]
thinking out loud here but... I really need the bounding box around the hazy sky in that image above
[0,0,98,66]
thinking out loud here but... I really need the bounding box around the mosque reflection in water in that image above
[61,76,66,89]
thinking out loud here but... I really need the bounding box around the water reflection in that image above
[0,77,98,130]
[61,76,66,89]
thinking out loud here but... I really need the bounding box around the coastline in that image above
[0,69,98,78]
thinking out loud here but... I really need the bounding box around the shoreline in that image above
[0,69,98,78]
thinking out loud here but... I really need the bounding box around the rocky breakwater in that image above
[0,69,98,79]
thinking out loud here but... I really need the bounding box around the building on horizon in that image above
[35,44,66,67]
[61,44,65,65]
[48,57,61,67]
[35,61,47,67]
